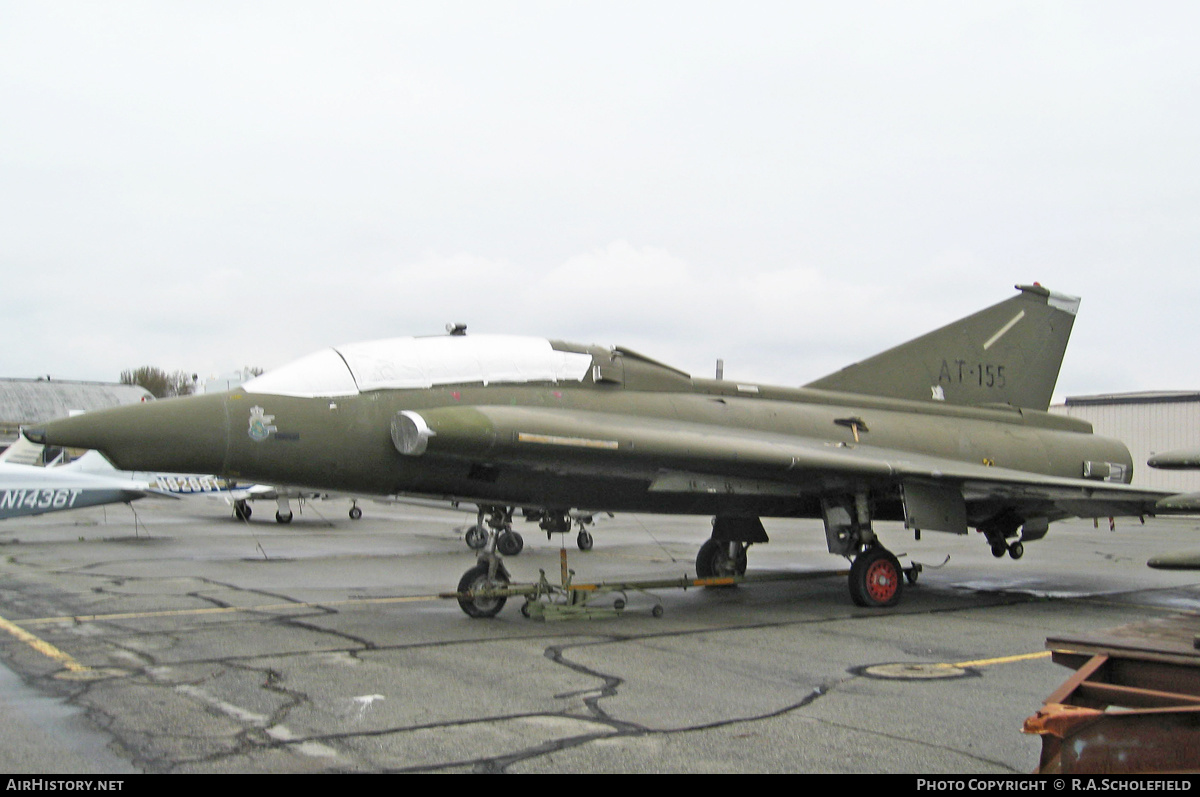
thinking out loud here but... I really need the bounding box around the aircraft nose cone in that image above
[31,392,231,475]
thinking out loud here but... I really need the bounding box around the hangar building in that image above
[1052,392,1200,493]
[0,378,153,458]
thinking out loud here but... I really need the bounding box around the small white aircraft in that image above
[61,449,353,524]
[0,461,166,520]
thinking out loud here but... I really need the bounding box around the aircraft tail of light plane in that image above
[25,284,1178,615]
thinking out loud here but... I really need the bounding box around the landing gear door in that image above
[902,481,967,535]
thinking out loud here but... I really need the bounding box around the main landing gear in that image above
[690,512,913,608]
[695,516,764,582]
[695,538,748,579]
[848,545,904,608]
[275,496,294,524]
[233,496,298,524]
[821,495,916,608]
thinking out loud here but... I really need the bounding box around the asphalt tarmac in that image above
[1,498,1198,774]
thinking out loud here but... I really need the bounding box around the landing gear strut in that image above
[823,493,911,608]
[456,505,519,618]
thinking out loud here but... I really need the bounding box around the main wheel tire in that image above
[497,530,524,556]
[465,525,488,550]
[276,511,293,524]
[991,541,1008,558]
[1008,541,1024,560]
[457,563,509,618]
[234,501,252,521]
[849,547,904,608]
[695,538,747,580]
[348,506,363,520]
[577,530,594,551]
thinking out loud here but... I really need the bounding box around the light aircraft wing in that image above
[0,461,171,520]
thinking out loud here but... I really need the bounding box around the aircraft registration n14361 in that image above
[25,285,1179,616]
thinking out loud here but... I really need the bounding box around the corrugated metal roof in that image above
[1062,391,1200,407]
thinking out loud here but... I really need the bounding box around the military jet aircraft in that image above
[24,285,1174,615]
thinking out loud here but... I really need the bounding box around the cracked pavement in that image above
[2,502,1199,773]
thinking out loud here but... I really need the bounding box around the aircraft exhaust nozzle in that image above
[24,393,231,475]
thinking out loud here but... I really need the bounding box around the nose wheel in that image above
[456,561,511,618]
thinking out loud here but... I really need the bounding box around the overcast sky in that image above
[3,2,1198,402]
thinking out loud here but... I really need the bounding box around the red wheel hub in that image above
[864,559,898,603]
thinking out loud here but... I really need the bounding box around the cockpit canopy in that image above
[243,335,595,398]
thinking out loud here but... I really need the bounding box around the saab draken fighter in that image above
[25,285,1174,615]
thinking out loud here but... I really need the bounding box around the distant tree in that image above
[120,367,197,399]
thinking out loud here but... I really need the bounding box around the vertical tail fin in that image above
[805,284,1078,411]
